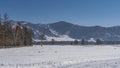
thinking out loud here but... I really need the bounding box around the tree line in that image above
[38,34,102,45]
[0,13,33,48]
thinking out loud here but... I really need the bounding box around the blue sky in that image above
[0,0,120,26]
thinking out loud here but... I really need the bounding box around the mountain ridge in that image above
[5,20,120,41]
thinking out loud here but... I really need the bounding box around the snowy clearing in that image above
[1,45,120,68]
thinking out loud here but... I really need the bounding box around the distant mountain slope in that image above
[6,20,120,41]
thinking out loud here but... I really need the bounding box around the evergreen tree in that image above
[40,33,46,40]
[3,13,9,22]
[81,39,85,45]
[39,33,46,46]
[74,39,78,45]
[22,24,33,46]
[0,18,4,47]
[96,39,102,45]
[23,24,28,46]
[3,13,9,47]
[51,39,55,45]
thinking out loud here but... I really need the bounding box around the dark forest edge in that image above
[0,13,33,48]
[34,40,120,45]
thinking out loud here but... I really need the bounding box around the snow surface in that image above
[87,38,96,42]
[46,35,75,41]
[34,35,75,42]
[49,28,59,36]
[1,45,120,68]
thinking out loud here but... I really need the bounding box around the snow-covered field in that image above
[1,45,120,68]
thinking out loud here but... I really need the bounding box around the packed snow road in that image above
[0,45,120,68]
